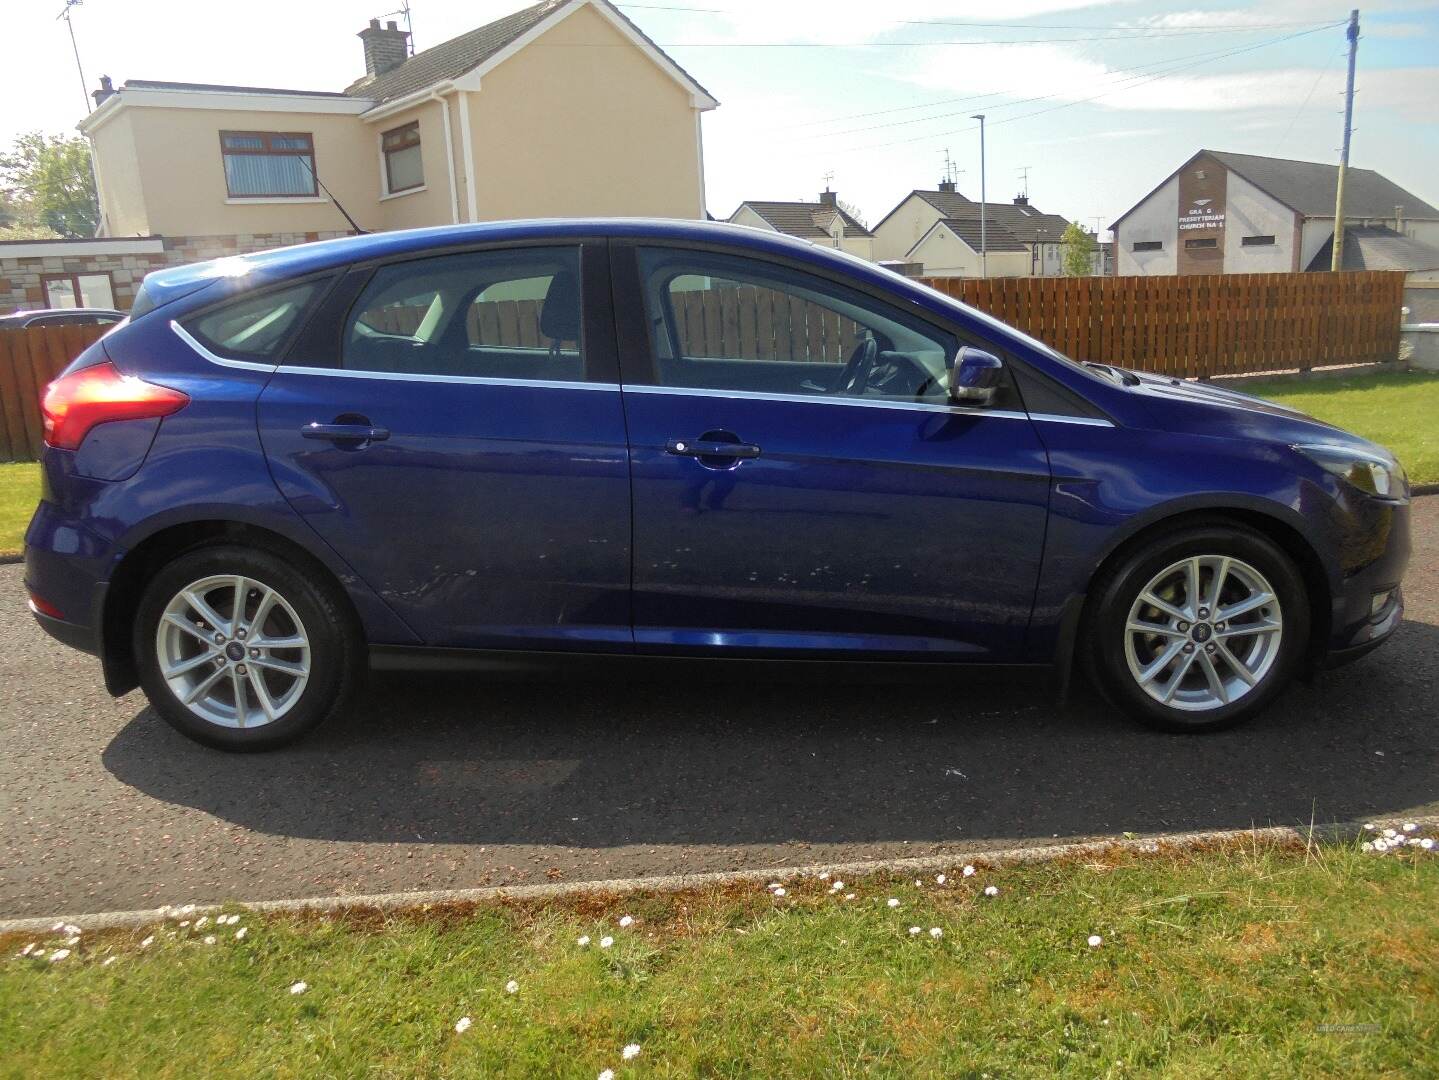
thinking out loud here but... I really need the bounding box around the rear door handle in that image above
[301,422,391,443]
[666,438,761,459]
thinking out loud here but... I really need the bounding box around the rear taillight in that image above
[41,361,189,451]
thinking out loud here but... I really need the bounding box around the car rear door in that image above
[611,241,1051,660]
[256,241,633,651]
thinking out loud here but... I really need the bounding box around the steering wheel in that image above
[835,336,878,396]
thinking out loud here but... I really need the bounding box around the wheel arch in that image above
[99,520,368,696]
[1073,502,1332,674]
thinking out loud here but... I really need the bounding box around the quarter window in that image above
[636,248,957,402]
[381,122,424,194]
[220,131,317,198]
[341,247,584,381]
[184,279,326,361]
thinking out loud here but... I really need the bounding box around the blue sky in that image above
[5,0,1436,236]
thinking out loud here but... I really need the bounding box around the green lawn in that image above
[3,837,1436,1078]
[1239,369,1439,486]
[0,462,38,558]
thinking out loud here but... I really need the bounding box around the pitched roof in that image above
[1210,150,1439,221]
[912,189,976,218]
[343,0,715,107]
[1306,225,1439,272]
[736,200,874,239]
[926,217,1027,253]
[892,189,1071,244]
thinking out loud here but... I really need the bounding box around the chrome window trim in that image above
[273,365,619,392]
[618,384,1114,426]
[170,320,278,373]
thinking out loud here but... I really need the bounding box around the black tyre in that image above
[1086,524,1310,733]
[134,544,360,750]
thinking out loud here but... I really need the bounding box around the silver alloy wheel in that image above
[1123,555,1283,713]
[156,574,311,729]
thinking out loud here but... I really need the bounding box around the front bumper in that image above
[1323,497,1410,666]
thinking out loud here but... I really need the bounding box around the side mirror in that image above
[949,347,1004,407]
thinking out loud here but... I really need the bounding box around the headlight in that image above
[1294,444,1407,499]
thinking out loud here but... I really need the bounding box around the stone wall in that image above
[0,231,353,314]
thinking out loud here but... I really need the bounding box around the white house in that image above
[727,192,875,259]
[872,184,1075,277]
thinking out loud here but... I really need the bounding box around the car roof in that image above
[1,307,124,321]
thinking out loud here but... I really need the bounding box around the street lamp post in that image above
[971,114,987,278]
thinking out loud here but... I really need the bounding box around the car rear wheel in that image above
[1087,525,1309,732]
[134,545,358,750]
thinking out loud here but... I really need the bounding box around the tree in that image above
[837,198,869,229]
[1060,221,1098,277]
[0,132,98,239]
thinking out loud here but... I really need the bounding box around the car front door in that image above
[612,242,1051,660]
[256,242,632,650]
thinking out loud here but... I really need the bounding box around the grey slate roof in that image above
[912,191,1072,244]
[738,201,874,239]
[1210,150,1439,221]
[932,217,1027,253]
[1305,225,1439,272]
[343,0,714,106]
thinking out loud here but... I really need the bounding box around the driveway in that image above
[2,499,1435,918]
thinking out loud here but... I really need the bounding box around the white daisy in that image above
[818,872,830,881]
[64,936,80,946]
[1088,935,1103,948]
[49,949,71,962]
[577,935,591,947]
[1363,823,1376,831]
[63,924,82,937]
[235,927,248,940]
[767,882,783,891]
[600,936,614,949]
[505,980,519,994]
[844,893,855,901]
[909,926,922,935]
[830,881,844,892]
[598,1071,615,1080]
[20,943,36,956]
[203,935,216,945]
[914,879,923,888]
[140,936,154,948]
[962,865,976,877]
[621,1044,641,1060]
[51,921,65,932]
[936,874,946,885]
[289,981,308,995]
[930,927,943,939]
[103,956,118,967]
[1383,828,1397,838]
[1374,839,1389,851]
[1361,841,1374,851]
[179,921,189,928]
[1421,838,1435,850]
[1403,823,1418,832]
[773,887,786,897]
[618,916,634,928]
[887,898,900,908]
[984,885,999,897]
[455,1016,472,1034]
[195,917,209,929]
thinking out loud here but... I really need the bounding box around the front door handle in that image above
[666,438,761,460]
[301,422,391,443]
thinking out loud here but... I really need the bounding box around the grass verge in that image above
[0,462,38,558]
[1239,368,1439,486]
[3,836,1436,1078]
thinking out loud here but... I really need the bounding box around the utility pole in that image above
[971,114,987,277]
[58,0,89,114]
[1331,9,1360,272]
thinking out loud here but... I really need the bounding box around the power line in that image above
[1276,42,1343,154]
[826,21,1343,156]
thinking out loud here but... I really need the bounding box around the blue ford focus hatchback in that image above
[25,220,1410,749]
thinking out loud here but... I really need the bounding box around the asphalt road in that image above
[3,500,1436,919]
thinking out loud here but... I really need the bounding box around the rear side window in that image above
[341,247,584,382]
[183,280,326,361]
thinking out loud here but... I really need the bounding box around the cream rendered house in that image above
[872,185,1075,278]
[727,193,875,260]
[49,0,714,314]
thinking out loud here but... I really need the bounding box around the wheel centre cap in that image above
[1191,622,1212,643]
[224,641,246,662]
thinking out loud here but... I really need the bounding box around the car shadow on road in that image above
[101,620,1439,849]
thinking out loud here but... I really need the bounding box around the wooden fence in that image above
[0,270,1407,463]
[0,323,108,463]
[919,270,1404,377]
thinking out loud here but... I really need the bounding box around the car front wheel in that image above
[134,545,358,750]
[1088,525,1310,732]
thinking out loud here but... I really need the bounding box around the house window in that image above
[1242,235,1276,247]
[42,272,116,310]
[220,131,317,198]
[381,121,424,194]
[1185,237,1218,249]
[1132,240,1162,252]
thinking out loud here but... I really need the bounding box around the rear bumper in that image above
[30,604,100,656]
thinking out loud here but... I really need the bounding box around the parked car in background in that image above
[24,221,1410,750]
[1,308,126,329]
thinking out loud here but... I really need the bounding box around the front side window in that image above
[221,131,317,198]
[381,122,424,194]
[184,279,326,360]
[636,248,956,402]
[342,247,584,382]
